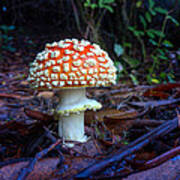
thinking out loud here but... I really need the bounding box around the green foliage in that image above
[122,56,141,68]
[84,0,114,12]
[129,74,139,85]
[0,25,16,53]
[116,0,179,85]
[154,7,168,14]
[75,0,115,44]
[75,0,179,85]
[167,16,179,26]
[114,43,124,57]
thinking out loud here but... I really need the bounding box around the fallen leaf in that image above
[20,80,29,86]
[86,109,136,136]
[144,83,180,92]
[143,83,180,99]
[24,108,53,122]
[37,91,54,99]
[104,109,139,120]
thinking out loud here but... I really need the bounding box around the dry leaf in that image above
[37,91,54,99]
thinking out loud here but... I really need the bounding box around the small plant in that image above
[84,0,115,13]
[83,0,115,43]
[113,43,124,81]
[71,0,115,45]
[0,25,16,53]
[116,0,179,84]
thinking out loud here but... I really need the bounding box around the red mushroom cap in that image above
[28,39,117,89]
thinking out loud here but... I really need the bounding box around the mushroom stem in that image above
[55,88,101,145]
[58,111,86,142]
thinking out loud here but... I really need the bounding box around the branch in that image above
[17,139,61,180]
[141,145,180,170]
[75,118,178,178]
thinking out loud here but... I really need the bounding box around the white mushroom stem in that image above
[58,112,86,142]
[55,88,101,145]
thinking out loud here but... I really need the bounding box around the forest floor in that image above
[0,33,180,180]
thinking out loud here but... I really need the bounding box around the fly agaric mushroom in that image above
[28,38,117,146]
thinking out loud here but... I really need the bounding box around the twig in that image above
[43,126,64,167]
[75,118,178,178]
[140,146,180,170]
[71,0,82,35]
[132,119,165,127]
[97,85,153,99]
[17,139,61,180]
[128,98,180,108]
[27,131,47,155]
[43,126,57,143]
[94,146,180,179]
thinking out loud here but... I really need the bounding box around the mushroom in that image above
[28,38,117,147]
